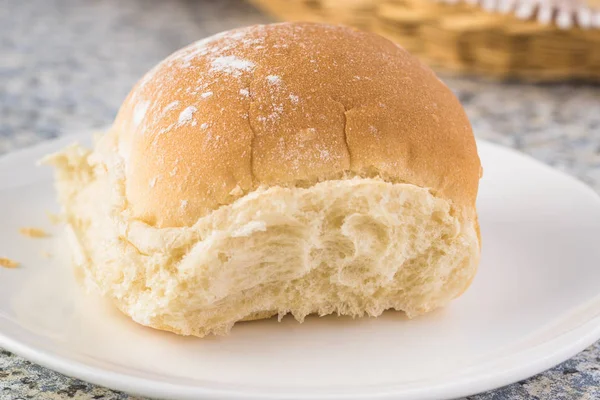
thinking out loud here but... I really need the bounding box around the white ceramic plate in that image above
[1,132,600,400]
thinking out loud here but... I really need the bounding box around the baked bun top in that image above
[109,22,481,227]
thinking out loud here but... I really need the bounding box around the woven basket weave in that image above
[249,0,600,81]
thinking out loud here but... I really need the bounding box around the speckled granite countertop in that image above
[1,0,600,399]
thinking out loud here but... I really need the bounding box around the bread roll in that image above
[46,22,482,337]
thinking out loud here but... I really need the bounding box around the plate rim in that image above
[2,308,600,400]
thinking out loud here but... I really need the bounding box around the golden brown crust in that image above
[109,22,481,227]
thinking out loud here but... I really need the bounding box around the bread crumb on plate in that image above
[0,257,19,268]
[19,227,49,238]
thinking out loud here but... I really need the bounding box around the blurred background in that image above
[1,0,599,398]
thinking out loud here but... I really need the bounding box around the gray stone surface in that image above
[1,0,599,398]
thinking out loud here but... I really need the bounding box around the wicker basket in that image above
[249,0,600,81]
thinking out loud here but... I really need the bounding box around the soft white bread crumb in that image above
[47,145,478,337]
